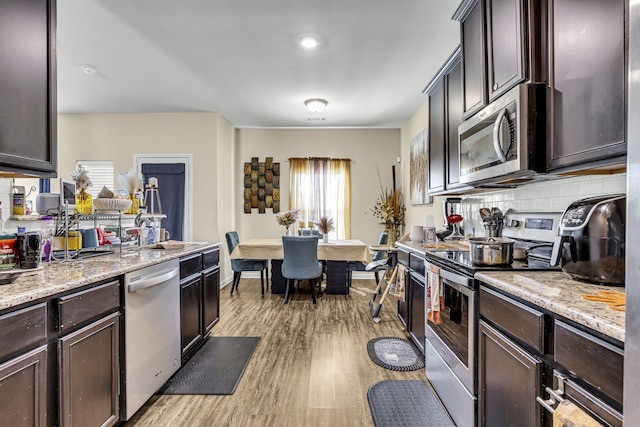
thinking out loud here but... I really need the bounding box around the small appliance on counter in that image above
[436,197,462,241]
[35,193,61,214]
[551,194,626,285]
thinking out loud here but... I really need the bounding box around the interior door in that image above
[141,163,185,241]
[135,154,193,241]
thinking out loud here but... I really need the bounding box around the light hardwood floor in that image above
[126,277,425,426]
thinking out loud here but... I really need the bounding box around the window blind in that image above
[76,160,114,198]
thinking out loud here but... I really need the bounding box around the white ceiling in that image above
[56,0,461,128]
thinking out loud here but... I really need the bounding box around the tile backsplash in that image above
[461,173,627,237]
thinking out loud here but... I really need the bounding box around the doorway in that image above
[135,154,193,241]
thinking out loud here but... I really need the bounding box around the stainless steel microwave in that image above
[457,83,546,185]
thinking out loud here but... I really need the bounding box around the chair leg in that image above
[230,272,241,295]
[260,270,265,295]
[284,278,291,304]
[374,272,381,293]
[310,278,317,304]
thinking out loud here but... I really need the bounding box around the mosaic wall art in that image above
[244,157,280,214]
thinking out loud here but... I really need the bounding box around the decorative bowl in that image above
[93,198,133,213]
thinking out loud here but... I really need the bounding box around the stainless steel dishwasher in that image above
[123,259,181,421]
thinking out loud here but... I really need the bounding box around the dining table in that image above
[230,238,372,295]
[230,238,371,262]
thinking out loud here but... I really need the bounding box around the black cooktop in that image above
[424,249,560,276]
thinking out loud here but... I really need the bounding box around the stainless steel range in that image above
[423,212,561,427]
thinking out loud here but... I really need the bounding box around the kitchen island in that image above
[0,242,220,426]
[0,242,219,310]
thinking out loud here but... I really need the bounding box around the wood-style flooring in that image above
[126,277,425,426]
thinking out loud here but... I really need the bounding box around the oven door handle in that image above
[438,268,472,289]
[492,108,509,163]
[128,267,179,293]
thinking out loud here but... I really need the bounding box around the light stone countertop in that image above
[0,242,220,312]
[476,271,625,343]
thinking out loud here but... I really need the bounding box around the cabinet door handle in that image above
[493,83,499,91]
[492,108,509,163]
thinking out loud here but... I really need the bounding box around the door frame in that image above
[133,154,193,241]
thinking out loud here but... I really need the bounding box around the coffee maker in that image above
[436,197,462,241]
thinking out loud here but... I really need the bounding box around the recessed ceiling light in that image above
[299,36,319,49]
[305,98,328,113]
[81,64,98,76]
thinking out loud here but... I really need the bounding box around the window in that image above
[76,160,114,198]
[289,158,351,239]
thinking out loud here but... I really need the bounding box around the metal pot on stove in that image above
[550,194,626,285]
[469,237,515,266]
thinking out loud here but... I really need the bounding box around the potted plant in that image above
[275,209,300,235]
[370,188,405,245]
[314,216,334,243]
[71,164,93,214]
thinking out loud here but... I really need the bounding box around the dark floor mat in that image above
[158,336,260,395]
[367,380,454,427]
[367,337,425,371]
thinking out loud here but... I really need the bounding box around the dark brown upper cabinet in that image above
[424,48,469,195]
[454,0,544,120]
[546,0,627,172]
[457,0,487,119]
[0,0,57,177]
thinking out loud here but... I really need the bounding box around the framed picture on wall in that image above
[409,129,431,205]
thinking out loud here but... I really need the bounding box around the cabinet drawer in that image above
[57,281,120,333]
[0,303,47,360]
[480,287,546,354]
[202,248,220,269]
[397,249,409,268]
[554,321,623,407]
[180,253,202,280]
[409,253,425,275]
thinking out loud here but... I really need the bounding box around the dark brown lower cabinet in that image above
[202,266,220,334]
[479,320,543,427]
[397,268,410,329]
[0,344,48,427]
[180,275,203,357]
[408,273,425,354]
[58,312,120,427]
[180,248,221,362]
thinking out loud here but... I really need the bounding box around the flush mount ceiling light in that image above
[299,36,319,49]
[305,98,328,113]
[80,64,98,76]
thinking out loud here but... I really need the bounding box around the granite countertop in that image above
[396,239,469,255]
[0,242,221,311]
[476,270,625,343]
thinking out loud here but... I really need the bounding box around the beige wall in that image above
[57,113,221,243]
[234,128,401,246]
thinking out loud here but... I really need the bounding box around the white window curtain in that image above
[289,157,351,239]
[76,160,114,198]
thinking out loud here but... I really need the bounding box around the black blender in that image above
[436,197,463,241]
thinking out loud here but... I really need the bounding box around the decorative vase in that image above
[322,234,329,243]
[386,224,398,246]
[125,194,139,215]
[284,226,291,236]
[75,191,93,214]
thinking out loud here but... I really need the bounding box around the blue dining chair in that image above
[347,231,389,288]
[225,231,268,295]
[281,236,323,304]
